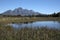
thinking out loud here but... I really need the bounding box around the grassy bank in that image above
[0,17,60,23]
[0,25,60,40]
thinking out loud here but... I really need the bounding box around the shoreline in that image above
[0,17,60,23]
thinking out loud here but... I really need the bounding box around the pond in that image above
[7,21,60,29]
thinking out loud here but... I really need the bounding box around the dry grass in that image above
[0,17,60,23]
[0,17,60,40]
[0,25,60,40]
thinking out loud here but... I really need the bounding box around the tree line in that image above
[0,12,60,17]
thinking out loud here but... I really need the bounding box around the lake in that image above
[7,21,60,29]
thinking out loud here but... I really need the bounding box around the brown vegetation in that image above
[0,17,60,23]
[0,25,60,40]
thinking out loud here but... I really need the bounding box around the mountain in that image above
[1,7,41,16]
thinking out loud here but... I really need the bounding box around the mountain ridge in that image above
[1,7,41,16]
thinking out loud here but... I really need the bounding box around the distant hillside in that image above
[1,7,41,16]
[1,7,60,17]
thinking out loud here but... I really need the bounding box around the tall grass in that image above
[0,25,60,40]
[0,17,60,23]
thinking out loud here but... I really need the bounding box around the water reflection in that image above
[8,21,60,29]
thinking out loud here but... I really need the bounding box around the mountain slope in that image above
[1,7,41,16]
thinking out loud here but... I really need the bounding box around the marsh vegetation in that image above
[0,17,60,23]
[0,24,60,40]
[0,16,60,40]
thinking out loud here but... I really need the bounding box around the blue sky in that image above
[0,0,60,14]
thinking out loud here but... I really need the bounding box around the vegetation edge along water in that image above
[0,25,60,40]
[0,17,60,23]
[0,16,60,40]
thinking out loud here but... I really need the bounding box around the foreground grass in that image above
[0,25,60,40]
[0,17,60,23]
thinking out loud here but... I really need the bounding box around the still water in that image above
[8,21,60,29]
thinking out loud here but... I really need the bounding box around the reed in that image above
[0,17,60,23]
[0,25,60,40]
